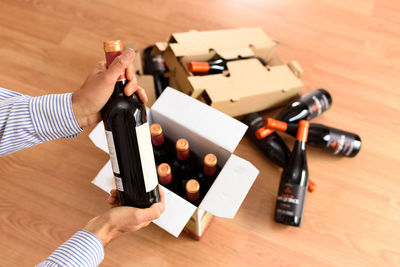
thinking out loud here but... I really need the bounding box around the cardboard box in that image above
[89,87,259,239]
[153,28,303,117]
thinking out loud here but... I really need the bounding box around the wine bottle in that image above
[263,118,361,157]
[150,123,174,164]
[186,179,201,205]
[276,89,332,123]
[188,56,267,74]
[242,112,290,168]
[275,120,310,226]
[197,153,220,195]
[157,163,178,192]
[171,138,200,194]
[144,46,169,97]
[101,40,160,208]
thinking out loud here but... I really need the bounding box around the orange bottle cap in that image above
[176,138,189,152]
[150,123,163,136]
[265,118,287,132]
[204,153,217,167]
[296,120,310,142]
[188,62,210,73]
[157,163,171,177]
[255,127,275,139]
[104,40,123,52]
[186,179,200,194]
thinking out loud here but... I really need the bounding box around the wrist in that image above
[83,215,118,247]
[71,93,86,128]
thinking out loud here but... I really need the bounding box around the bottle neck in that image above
[151,133,165,146]
[204,165,217,176]
[105,50,126,81]
[159,173,172,186]
[187,189,200,202]
[177,149,189,161]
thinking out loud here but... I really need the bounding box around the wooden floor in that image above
[1,0,399,266]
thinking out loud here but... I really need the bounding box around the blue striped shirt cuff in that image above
[37,230,104,267]
[30,93,82,141]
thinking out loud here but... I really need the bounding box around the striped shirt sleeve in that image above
[36,230,105,267]
[0,87,82,156]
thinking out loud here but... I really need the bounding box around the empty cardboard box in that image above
[153,27,303,117]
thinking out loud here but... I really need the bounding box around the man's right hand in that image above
[84,186,165,247]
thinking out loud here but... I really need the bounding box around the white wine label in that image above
[136,122,158,192]
[105,130,120,174]
[115,177,124,191]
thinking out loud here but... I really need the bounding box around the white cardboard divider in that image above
[153,186,198,237]
[199,154,259,218]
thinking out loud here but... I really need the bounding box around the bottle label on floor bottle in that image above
[276,184,306,217]
[305,93,330,119]
[136,122,158,192]
[105,130,120,174]
[327,130,355,156]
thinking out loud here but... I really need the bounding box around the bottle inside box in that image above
[180,47,271,77]
[150,122,223,206]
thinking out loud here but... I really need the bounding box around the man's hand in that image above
[72,49,148,128]
[84,185,165,247]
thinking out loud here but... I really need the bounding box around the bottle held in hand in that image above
[101,40,160,208]
[263,118,361,157]
[275,120,310,227]
[150,123,174,164]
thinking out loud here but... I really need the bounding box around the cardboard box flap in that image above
[151,87,248,154]
[89,122,108,153]
[199,154,259,218]
[91,160,116,194]
[89,160,196,237]
[215,48,255,60]
[153,186,198,237]
[189,60,303,103]
[169,28,276,57]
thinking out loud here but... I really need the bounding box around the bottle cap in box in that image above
[150,123,163,136]
[176,138,189,151]
[204,153,217,167]
[186,179,200,194]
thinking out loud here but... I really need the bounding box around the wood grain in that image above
[0,0,399,266]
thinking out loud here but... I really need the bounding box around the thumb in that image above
[105,49,135,81]
[137,203,164,222]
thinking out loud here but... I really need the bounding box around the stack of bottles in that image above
[150,123,220,205]
[243,89,362,227]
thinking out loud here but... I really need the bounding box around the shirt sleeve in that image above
[36,230,105,267]
[0,87,82,156]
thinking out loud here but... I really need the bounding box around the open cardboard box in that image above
[153,27,303,117]
[89,87,259,239]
